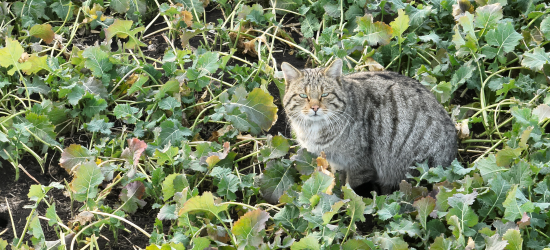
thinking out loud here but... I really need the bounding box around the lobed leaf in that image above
[121,138,147,166]
[119,181,147,213]
[59,144,94,172]
[0,37,31,75]
[179,191,229,216]
[29,24,55,44]
[260,160,297,204]
[69,162,104,202]
[354,14,393,46]
[232,209,270,249]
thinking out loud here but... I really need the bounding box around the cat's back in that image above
[343,71,447,118]
[344,71,432,97]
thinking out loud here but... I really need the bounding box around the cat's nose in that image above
[311,105,319,112]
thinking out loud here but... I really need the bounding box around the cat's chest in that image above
[290,120,347,153]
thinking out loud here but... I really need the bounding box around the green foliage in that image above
[2,0,550,248]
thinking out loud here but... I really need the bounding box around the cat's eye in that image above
[321,93,329,97]
[299,94,308,98]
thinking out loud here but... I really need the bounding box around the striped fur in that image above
[281,59,457,194]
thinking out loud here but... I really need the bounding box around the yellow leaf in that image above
[181,10,193,27]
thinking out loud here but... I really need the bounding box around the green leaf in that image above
[157,204,177,221]
[217,174,239,200]
[162,173,189,201]
[458,12,476,39]
[273,205,308,233]
[495,147,522,167]
[29,23,55,44]
[26,112,58,146]
[12,0,48,25]
[406,5,432,29]
[343,186,366,222]
[113,104,141,124]
[154,146,179,165]
[82,46,112,78]
[195,51,219,75]
[521,47,550,71]
[478,175,511,218]
[271,0,302,14]
[291,235,320,250]
[45,203,58,226]
[23,54,50,75]
[541,15,550,40]
[412,196,436,229]
[344,4,363,21]
[82,77,108,99]
[484,234,508,250]
[260,160,297,204]
[127,0,146,21]
[158,96,181,110]
[179,191,229,216]
[105,19,146,49]
[51,0,74,20]
[390,9,409,39]
[354,14,393,46]
[502,185,535,221]
[342,239,376,250]
[0,239,7,249]
[222,86,278,134]
[301,13,321,38]
[430,236,453,250]
[0,37,31,75]
[191,237,211,250]
[82,97,108,118]
[323,2,341,18]
[475,154,507,179]
[446,191,479,228]
[232,209,270,248]
[70,162,104,202]
[503,229,522,250]
[389,219,422,238]
[159,119,192,146]
[29,214,44,243]
[86,118,113,134]
[419,31,440,44]
[119,181,147,213]
[259,135,290,162]
[485,22,522,63]
[301,171,334,201]
[179,0,204,14]
[59,144,94,172]
[474,3,503,30]
[373,232,409,250]
[378,202,401,221]
[110,0,130,13]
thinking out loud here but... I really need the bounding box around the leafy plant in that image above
[1,0,550,249]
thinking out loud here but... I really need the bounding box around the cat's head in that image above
[281,59,346,122]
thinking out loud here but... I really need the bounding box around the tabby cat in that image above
[281,59,457,194]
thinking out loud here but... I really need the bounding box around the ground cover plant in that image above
[0,0,550,249]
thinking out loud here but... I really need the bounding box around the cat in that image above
[281,59,457,194]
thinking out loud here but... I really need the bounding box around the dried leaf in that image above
[455,119,470,139]
[181,10,193,27]
[516,212,530,229]
[121,138,147,166]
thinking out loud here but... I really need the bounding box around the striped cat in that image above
[281,59,457,194]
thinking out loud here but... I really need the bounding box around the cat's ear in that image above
[324,59,343,78]
[281,62,302,83]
